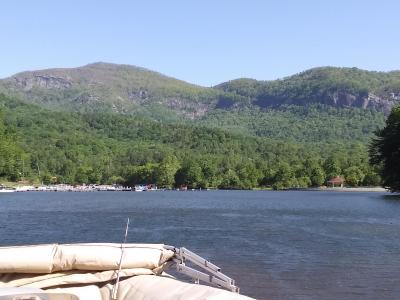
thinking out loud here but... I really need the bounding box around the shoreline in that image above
[1,181,388,193]
[287,187,388,192]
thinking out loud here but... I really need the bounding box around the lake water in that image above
[0,190,399,299]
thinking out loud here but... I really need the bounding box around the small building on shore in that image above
[327,176,345,188]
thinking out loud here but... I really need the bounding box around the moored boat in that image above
[134,185,146,192]
[0,186,15,193]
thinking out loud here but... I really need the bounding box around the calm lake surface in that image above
[1,190,399,299]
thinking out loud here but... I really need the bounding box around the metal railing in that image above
[165,246,240,293]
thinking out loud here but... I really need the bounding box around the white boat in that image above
[0,243,254,300]
[134,185,147,192]
[0,186,15,193]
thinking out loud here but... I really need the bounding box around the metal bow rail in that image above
[165,246,240,293]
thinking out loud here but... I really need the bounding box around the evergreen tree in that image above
[370,106,400,191]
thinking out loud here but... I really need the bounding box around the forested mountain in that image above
[0,63,394,143]
[0,63,396,188]
[1,63,400,117]
[0,63,400,118]
[0,93,379,188]
[0,62,232,118]
[216,67,400,114]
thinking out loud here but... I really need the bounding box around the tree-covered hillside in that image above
[0,94,380,189]
[216,67,400,113]
[1,64,399,119]
[0,63,390,144]
[0,64,394,189]
[199,104,385,143]
[0,110,25,181]
[0,62,241,118]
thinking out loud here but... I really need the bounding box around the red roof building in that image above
[327,176,345,188]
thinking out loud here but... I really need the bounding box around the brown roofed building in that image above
[327,176,345,188]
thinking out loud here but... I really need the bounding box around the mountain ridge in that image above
[3,63,400,87]
[216,66,400,114]
[0,62,227,118]
[1,63,399,117]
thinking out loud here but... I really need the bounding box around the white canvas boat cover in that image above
[0,244,255,300]
[0,243,172,274]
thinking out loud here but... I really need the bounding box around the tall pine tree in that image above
[370,107,400,192]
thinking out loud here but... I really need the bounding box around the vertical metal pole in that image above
[112,218,130,300]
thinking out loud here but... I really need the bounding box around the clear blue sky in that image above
[1,0,399,86]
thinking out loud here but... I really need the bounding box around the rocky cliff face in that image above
[13,74,73,90]
[253,91,398,114]
[322,91,397,114]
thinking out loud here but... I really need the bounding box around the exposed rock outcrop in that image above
[324,91,396,114]
[14,74,73,90]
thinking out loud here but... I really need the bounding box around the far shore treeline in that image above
[0,94,381,189]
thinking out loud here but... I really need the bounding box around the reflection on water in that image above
[0,190,399,300]
[382,194,400,201]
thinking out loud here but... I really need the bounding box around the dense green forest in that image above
[0,109,25,181]
[0,94,381,189]
[199,105,385,143]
